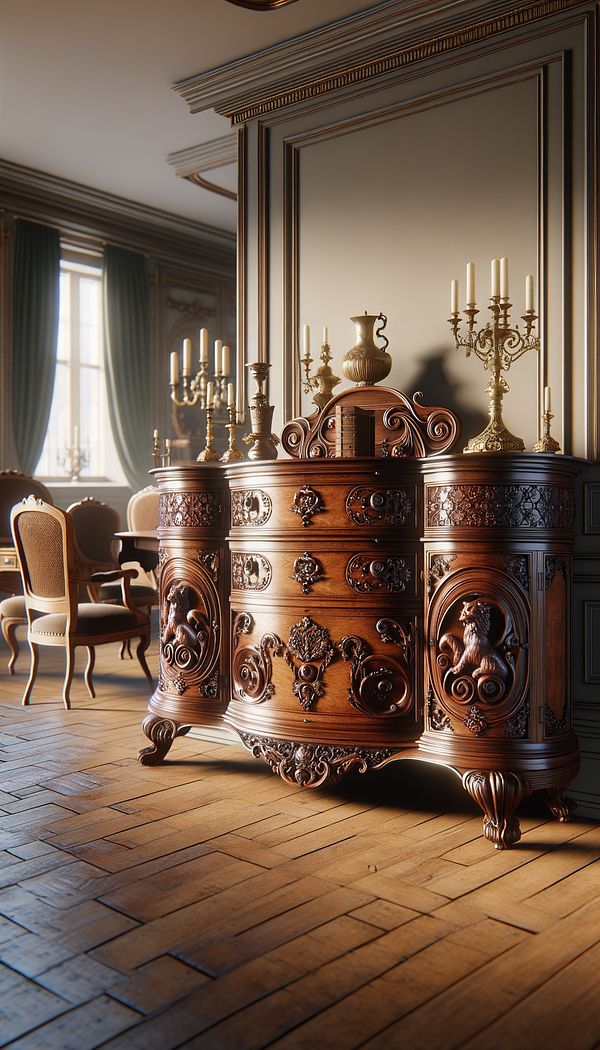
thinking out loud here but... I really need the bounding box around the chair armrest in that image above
[90,568,139,584]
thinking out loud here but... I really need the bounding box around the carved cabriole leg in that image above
[462,769,530,849]
[539,785,576,822]
[138,714,191,765]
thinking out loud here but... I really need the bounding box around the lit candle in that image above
[322,325,329,346]
[491,258,500,298]
[206,381,215,408]
[214,339,223,377]
[466,263,475,306]
[227,382,235,408]
[450,279,459,314]
[544,385,551,413]
[170,351,179,385]
[182,338,192,377]
[302,324,310,360]
[500,257,509,299]
[222,345,231,377]
[526,273,535,313]
[199,328,208,364]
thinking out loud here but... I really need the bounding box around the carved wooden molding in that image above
[346,486,413,527]
[428,554,456,594]
[345,554,412,594]
[339,621,412,718]
[174,0,586,123]
[167,133,238,177]
[231,552,272,591]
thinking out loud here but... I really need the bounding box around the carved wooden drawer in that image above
[228,605,417,737]
[229,543,418,599]
[227,461,419,534]
[0,548,18,570]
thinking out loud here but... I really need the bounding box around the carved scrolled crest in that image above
[281,387,459,459]
[283,616,336,711]
[231,612,284,704]
[237,732,395,788]
[427,567,529,735]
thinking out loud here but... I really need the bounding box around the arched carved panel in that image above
[427,567,530,735]
[158,556,221,698]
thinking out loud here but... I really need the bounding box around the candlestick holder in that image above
[220,406,245,463]
[152,432,171,468]
[243,362,279,460]
[533,410,561,453]
[57,440,90,482]
[449,296,539,453]
[212,373,230,416]
[301,340,341,411]
[197,406,220,462]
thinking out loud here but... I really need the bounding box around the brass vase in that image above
[341,312,392,386]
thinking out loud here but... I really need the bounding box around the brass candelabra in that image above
[57,434,89,481]
[449,295,540,453]
[301,339,341,411]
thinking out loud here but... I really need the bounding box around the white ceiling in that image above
[0,0,374,234]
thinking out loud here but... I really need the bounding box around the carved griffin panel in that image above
[427,568,529,737]
[158,558,221,700]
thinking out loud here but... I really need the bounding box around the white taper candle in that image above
[451,279,459,314]
[227,382,235,408]
[214,339,223,376]
[526,274,535,313]
[206,381,214,408]
[222,345,231,377]
[182,338,192,376]
[500,257,509,298]
[544,385,551,412]
[302,324,310,360]
[491,258,500,298]
[170,352,179,385]
[199,328,208,364]
[466,263,475,306]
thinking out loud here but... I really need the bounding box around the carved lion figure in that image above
[161,582,207,655]
[440,599,509,680]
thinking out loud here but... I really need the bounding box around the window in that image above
[36,257,125,483]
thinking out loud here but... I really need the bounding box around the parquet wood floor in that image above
[1,631,599,1049]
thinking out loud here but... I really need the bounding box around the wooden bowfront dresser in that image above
[140,386,581,849]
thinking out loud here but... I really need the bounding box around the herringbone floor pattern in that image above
[1,629,599,1049]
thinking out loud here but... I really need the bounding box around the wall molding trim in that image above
[167,133,238,177]
[0,158,236,273]
[174,0,592,123]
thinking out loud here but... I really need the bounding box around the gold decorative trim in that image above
[228,0,585,123]
[184,173,237,202]
[225,0,298,7]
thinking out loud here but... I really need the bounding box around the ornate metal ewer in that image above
[243,362,279,460]
[341,312,392,386]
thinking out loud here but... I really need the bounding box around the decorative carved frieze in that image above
[290,552,323,594]
[231,552,272,591]
[427,484,575,529]
[505,700,529,739]
[346,554,412,593]
[166,295,216,322]
[346,486,413,526]
[544,556,569,590]
[231,489,272,526]
[505,555,529,591]
[237,732,395,788]
[463,704,489,736]
[198,672,219,699]
[291,485,324,526]
[160,491,221,528]
[159,566,221,701]
[428,554,456,594]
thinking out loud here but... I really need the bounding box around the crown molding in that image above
[175,0,591,123]
[167,132,238,177]
[0,158,236,273]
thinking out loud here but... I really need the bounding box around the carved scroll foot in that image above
[462,769,530,849]
[138,715,191,765]
[539,786,576,822]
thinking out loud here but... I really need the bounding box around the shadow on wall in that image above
[411,347,487,449]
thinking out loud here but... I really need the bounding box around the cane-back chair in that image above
[0,472,54,670]
[11,497,153,708]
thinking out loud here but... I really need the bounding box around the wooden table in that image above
[115,530,159,575]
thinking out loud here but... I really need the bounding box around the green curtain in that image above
[11,220,60,474]
[103,245,152,489]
